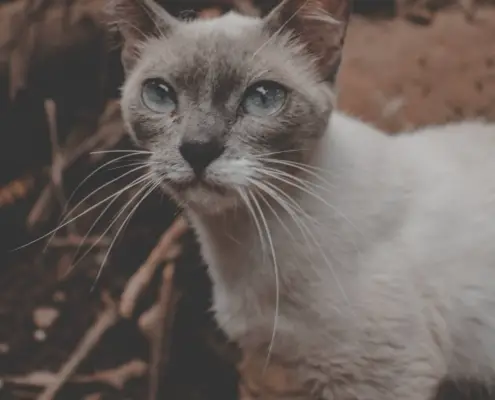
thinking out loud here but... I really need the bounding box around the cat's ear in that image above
[263,0,351,83]
[106,0,178,73]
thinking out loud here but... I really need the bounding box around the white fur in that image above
[188,112,495,399]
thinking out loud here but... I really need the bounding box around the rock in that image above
[33,307,59,329]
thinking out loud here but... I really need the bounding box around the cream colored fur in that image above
[189,114,495,399]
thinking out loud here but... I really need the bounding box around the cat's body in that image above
[112,0,495,397]
[190,113,495,398]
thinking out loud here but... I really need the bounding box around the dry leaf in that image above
[33,307,60,329]
[0,175,35,208]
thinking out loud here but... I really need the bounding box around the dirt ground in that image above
[0,2,494,400]
[340,7,495,131]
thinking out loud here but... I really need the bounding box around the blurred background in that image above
[0,0,494,399]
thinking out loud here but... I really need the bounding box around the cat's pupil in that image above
[242,81,287,116]
[256,87,269,103]
[151,82,169,101]
[255,85,280,105]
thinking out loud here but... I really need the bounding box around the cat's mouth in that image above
[169,177,227,195]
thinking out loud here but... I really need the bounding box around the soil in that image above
[0,2,494,400]
[340,7,495,132]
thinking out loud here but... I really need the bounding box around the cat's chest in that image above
[192,216,356,357]
[191,213,324,345]
[204,236,294,345]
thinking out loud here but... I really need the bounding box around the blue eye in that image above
[141,78,177,114]
[242,81,287,116]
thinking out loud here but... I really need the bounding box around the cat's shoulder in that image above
[407,119,495,144]
[399,119,495,169]
[331,111,495,179]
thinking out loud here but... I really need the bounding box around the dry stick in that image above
[148,262,180,400]
[233,0,260,16]
[36,293,119,400]
[120,216,188,319]
[459,0,477,21]
[27,101,124,229]
[45,100,64,205]
[49,235,111,248]
[27,186,55,228]
[44,99,76,236]
[138,303,161,342]
[5,360,147,391]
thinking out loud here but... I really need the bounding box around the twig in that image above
[138,303,161,342]
[120,216,188,319]
[459,0,476,21]
[5,360,147,391]
[27,185,53,229]
[49,235,111,249]
[65,101,123,167]
[148,262,180,400]
[45,100,64,204]
[233,0,260,16]
[36,293,119,400]
[27,101,124,230]
[45,99,77,236]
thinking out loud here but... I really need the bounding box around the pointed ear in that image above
[106,0,179,73]
[263,0,351,83]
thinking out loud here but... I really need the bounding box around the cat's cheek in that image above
[128,119,157,148]
[158,183,181,204]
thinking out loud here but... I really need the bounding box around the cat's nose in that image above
[179,139,225,175]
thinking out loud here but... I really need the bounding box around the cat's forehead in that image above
[136,13,309,91]
[186,12,260,37]
[140,14,265,77]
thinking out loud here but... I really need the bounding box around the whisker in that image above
[250,177,352,309]
[259,179,371,357]
[248,180,297,243]
[256,149,307,158]
[237,188,268,259]
[256,156,337,176]
[248,177,317,267]
[14,173,152,251]
[90,149,153,156]
[107,161,156,172]
[45,155,150,249]
[62,179,149,279]
[43,165,153,252]
[91,178,159,290]
[57,163,151,226]
[253,167,363,241]
[66,153,148,206]
[69,172,155,268]
[255,164,336,194]
[252,0,310,58]
[247,190,280,372]
[253,167,365,282]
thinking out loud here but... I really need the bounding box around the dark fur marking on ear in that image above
[263,0,351,82]
[106,0,179,73]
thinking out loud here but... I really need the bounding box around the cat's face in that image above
[116,0,350,214]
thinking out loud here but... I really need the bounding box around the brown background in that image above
[0,1,494,399]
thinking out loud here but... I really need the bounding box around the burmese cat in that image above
[111,0,495,398]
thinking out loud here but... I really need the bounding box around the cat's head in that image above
[113,0,351,214]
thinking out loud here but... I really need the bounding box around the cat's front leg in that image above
[238,348,443,400]
[310,365,443,400]
[238,351,314,399]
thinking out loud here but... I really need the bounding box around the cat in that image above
[111,0,495,398]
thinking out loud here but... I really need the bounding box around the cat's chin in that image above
[162,183,239,216]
